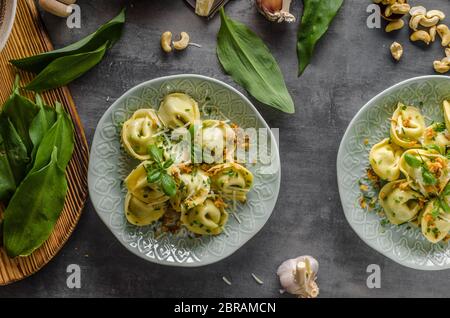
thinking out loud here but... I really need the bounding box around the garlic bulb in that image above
[256,0,296,23]
[277,255,319,298]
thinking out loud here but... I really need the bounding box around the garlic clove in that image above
[256,0,296,23]
[277,255,320,298]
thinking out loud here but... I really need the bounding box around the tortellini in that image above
[120,93,255,236]
[198,120,236,163]
[208,163,254,202]
[369,138,403,181]
[443,100,450,131]
[124,162,169,226]
[169,165,211,211]
[399,149,450,196]
[421,123,450,154]
[390,103,425,148]
[121,109,161,160]
[180,198,229,235]
[421,200,450,243]
[379,180,423,225]
[158,93,200,129]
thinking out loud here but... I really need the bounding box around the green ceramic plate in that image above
[88,75,281,266]
[337,76,450,270]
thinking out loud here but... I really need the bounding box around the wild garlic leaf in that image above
[10,8,126,74]
[217,8,295,114]
[161,173,177,197]
[404,153,421,168]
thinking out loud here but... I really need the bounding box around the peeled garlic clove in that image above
[256,0,296,23]
[277,255,319,298]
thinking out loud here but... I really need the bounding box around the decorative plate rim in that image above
[0,0,17,52]
[337,75,450,271]
[88,74,281,267]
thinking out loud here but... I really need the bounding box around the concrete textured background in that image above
[0,0,449,297]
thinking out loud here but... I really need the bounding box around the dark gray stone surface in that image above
[1,0,449,297]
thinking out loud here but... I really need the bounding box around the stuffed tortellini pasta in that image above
[121,109,161,160]
[390,103,426,148]
[379,180,424,225]
[169,164,211,211]
[443,100,450,132]
[124,161,169,225]
[369,138,403,181]
[399,149,450,196]
[124,194,167,226]
[180,198,228,235]
[158,93,200,129]
[197,120,236,163]
[421,123,450,154]
[208,163,253,202]
[421,200,450,243]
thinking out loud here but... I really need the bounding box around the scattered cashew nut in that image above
[419,15,440,28]
[409,14,424,31]
[161,31,173,53]
[386,20,404,32]
[390,3,410,15]
[410,30,431,45]
[434,60,450,73]
[430,26,437,42]
[390,42,403,61]
[437,24,450,47]
[409,6,426,17]
[173,32,190,51]
[426,10,445,21]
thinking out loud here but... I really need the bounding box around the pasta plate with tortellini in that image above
[363,101,450,244]
[120,92,254,236]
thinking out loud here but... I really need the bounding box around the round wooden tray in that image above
[0,0,88,285]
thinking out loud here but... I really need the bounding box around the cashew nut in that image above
[409,6,426,17]
[390,3,410,15]
[426,10,445,21]
[386,19,404,32]
[390,42,403,61]
[430,26,437,42]
[419,16,440,28]
[385,6,393,18]
[161,31,173,53]
[410,30,431,45]
[437,24,450,47]
[409,14,424,31]
[173,32,190,51]
[434,60,450,73]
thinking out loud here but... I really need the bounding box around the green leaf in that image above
[10,8,126,73]
[297,0,344,75]
[25,42,109,92]
[425,144,443,154]
[161,173,177,197]
[0,116,29,184]
[439,197,450,214]
[0,133,16,201]
[163,158,174,169]
[404,153,422,168]
[31,106,74,173]
[433,122,446,133]
[422,168,437,185]
[148,144,164,164]
[3,147,68,257]
[147,170,162,184]
[217,8,294,113]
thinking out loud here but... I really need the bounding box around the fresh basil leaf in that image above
[3,147,68,257]
[163,158,174,169]
[297,0,344,75]
[217,8,294,113]
[148,144,163,164]
[161,173,176,197]
[25,42,109,92]
[147,170,162,184]
[11,9,125,73]
[404,153,422,168]
[422,168,437,185]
